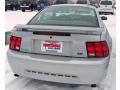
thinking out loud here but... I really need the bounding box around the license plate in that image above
[41,40,63,53]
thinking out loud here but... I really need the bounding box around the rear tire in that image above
[30,7,33,11]
[99,12,103,15]
[5,8,7,11]
[38,9,40,11]
[111,12,114,15]
[22,9,25,12]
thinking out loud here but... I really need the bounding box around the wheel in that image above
[5,8,7,11]
[14,74,20,77]
[99,12,102,15]
[91,84,97,88]
[31,9,33,11]
[111,12,114,15]
[22,9,25,12]
[38,9,40,11]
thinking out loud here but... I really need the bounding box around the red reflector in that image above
[9,36,21,51]
[86,41,109,58]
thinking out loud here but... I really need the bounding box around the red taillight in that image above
[9,36,21,51]
[86,42,95,57]
[94,42,103,57]
[86,41,109,57]
[101,41,109,57]
[10,36,16,49]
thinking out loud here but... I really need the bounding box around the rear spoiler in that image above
[14,24,103,35]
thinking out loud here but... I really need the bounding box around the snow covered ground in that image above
[5,10,116,90]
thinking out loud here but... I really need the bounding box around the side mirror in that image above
[101,16,107,20]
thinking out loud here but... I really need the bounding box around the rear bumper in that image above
[20,6,30,10]
[98,8,114,13]
[7,50,110,84]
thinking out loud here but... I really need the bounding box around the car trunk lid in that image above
[13,24,103,57]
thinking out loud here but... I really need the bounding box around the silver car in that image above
[98,0,114,15]
[7,4,112,87]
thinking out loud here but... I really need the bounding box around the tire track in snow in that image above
[6,77,95,90]
[6,77,31,90]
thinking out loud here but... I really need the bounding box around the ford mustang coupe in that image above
[7,4,112,87]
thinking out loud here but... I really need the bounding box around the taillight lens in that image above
[101,41,109,57]
[86,42,95,57]
[9,36,21,51]
[86,41,109,57]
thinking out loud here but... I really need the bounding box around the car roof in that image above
[51,4,96,9]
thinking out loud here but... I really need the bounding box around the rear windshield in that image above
[100,1,112,5]
[28,6,99,27]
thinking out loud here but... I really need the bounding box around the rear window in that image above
[28,6,99,27]
[100,1,112,5]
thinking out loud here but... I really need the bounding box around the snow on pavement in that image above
[5,11,116,90]
[5,10,37,32]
